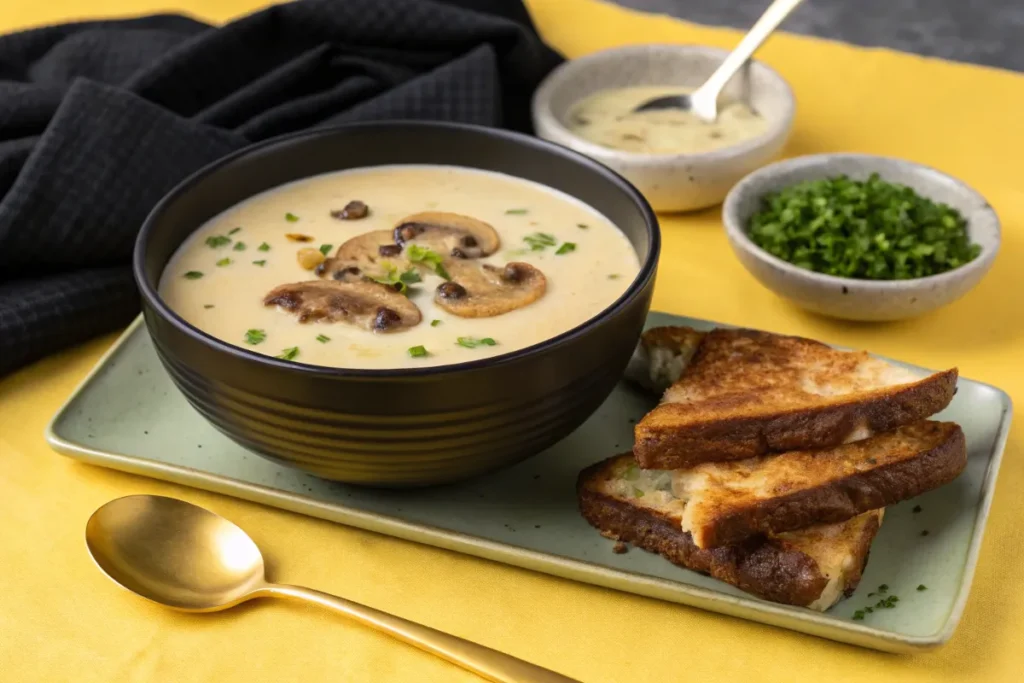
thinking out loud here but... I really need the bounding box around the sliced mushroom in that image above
[315,230,405,281]
[264,280,421,332]
[434,261,546,318]
[393,212,500,259]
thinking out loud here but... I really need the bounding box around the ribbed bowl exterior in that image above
[135,123,659,487]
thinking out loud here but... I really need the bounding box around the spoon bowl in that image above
[85,494,579,683]
[632,0,804,119]
[86,495,266,612]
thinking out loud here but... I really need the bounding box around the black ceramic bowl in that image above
[134,122,659,487]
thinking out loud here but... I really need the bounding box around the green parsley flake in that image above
[258,242,271,252]
[523,232,557,251]
[277,346,300,361]
[371,263,421,294]
[408,345,428,358]
[430,319,442,327]
[228,227,242,235]
[456,337,497,349]
[316,334,331,343]
[406,245,450,280]
[203,304,215,309]
[183,271,204,280]
[285,212,300,222]
[607,273,620,280]
[216,257,232,267]
[852,610,865,621]
[252,260,266,266]
[748,173,981,280]
[505,208,528,215]
[879,584,889,592]
[577,223,589,229]
[555,242,576,255]
[233,242,246,251]
[917,584,928,591]
[244,329,266,345]
[205,235,231,248]
[319,244,333,256]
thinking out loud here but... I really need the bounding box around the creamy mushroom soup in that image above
[159,165,641,369]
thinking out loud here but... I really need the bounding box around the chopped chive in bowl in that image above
[747,173,981,280]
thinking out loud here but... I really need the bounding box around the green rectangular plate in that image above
[46,312,1012,653]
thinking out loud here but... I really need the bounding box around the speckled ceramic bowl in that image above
[532,44,795,212]
[722,154,1000,321]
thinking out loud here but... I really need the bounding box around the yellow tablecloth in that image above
[2,1,1022,681]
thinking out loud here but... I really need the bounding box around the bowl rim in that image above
[721,152,1001,290]
[133,120,661,379]
[531,43,796,165]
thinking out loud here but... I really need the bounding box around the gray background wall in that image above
[613,0,1023,72]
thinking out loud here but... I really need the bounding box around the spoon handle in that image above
[693,0,804,105]
[261,584,580,683]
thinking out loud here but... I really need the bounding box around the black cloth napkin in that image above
[0,0,561,376]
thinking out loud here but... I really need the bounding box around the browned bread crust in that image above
[633,327,958,469]
[676,421,966,548]
[578,456,882,609]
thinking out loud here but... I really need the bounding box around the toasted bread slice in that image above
[633,327,958,469]
[579,454,883,610]
[673,420,965,548]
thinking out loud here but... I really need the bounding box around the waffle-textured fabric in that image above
[0,0,561,375]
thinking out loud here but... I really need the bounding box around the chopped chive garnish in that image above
[216,257,232,267]
[406,245,449,280]
[623,464,639,481]
[277,346,300,360]
[852,610,864,620]
[285,212,299,222]
[408,345,428,358]
[577,223,589,229]
[917,584,927,591]
[205,235,231,248]
[258,242,271,252]
[430,319,442,327]
[228,227,242,235]
[879,584,889,592]
[555,242,576,255]
[399,269,422,285]
[505,208,528,215]
[523,232,557,251]
[203,304,215,309]
[183,271,204,279]
[252,260,266,266]
[319,244,333,256]
[456,337,497,348]
[244,329,266,345]
[233,242,246,251]
[608,273,621,280]
[316,334,331,343]
[632,487,644,498]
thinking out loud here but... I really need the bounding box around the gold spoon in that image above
[85,495,579,683]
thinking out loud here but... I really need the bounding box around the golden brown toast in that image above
[632,327,958,469]
[672,420,965,548]
[578,454,884,610]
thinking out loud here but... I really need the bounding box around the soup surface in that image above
[566,85,768,155]
[160,165,640,369]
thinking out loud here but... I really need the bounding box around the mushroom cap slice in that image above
[264,280,421,332]
[434,261,546,318]
[316,230,406,281]
[393,212,500,259]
